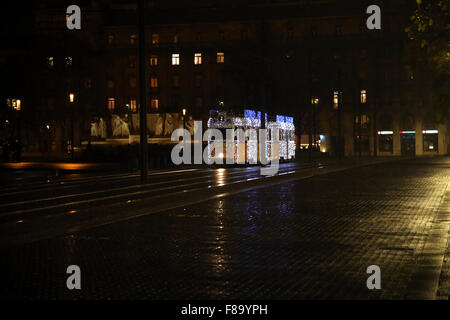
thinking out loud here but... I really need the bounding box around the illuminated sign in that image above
[400,131,416,134]
[422,130,438,134]
[377,131,393,135]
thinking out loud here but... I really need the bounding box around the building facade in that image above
[1,0,448,156]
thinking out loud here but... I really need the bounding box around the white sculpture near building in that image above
[112,115,130,137]
[99,117,107,139]
[90,121,99,137]
[164,114,174,136]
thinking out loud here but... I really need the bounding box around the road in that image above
[0,157,449,299]
[0,160,367,245]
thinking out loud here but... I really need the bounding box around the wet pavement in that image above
[0,157,449,299]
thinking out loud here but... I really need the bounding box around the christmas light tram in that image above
[206,109,296,164]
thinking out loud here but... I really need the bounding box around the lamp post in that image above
[138,0,148,183]
[15,100,21,143]
[15,99,22,162]
[182,108,187,131]
[69,93,75,162]
[337,68,343,160]
[312,97,319,150]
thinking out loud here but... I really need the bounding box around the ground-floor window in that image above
[379,134,393,153]
[354,135,370,154]
[423,132,438,152]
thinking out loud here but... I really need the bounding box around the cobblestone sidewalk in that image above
[1,157,449,299]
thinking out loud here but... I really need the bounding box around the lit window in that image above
[194,53,202,65]
[130,34,137,45]
[360,90,367,103]
[16,100,21,111]
[130,99,137,112]
[172,54,180,65]
[150,55,158,66]
[151,77,158,88]
[355,115,370,128]
[333,91,339,109]
[107,80,115,89]
[151,33,159,45]
[108,98,115,112]
[151,98,159,110]
[47,57,54,68]
[311,97,319,105]
[129,77,137,88]
[217,52,224,63]
[173,33,179,44]
[107,35,114,45]
[65,57,73,67]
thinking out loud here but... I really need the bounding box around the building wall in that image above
[3,0,448,156]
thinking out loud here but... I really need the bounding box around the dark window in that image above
[84,79,92,89]
[129,55,137,68]
[354,135,370,153]
[173,75,180,88]
[194,74,202,87]
[379,135,393,153]
[286,27,294,40]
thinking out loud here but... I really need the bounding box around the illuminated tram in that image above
[206,109,296,164]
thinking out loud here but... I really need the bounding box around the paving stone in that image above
[0,157,449,299]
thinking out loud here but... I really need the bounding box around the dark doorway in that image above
[401,133,415,156]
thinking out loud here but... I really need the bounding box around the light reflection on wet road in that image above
[0,162,332,245]
[1,157,449,299]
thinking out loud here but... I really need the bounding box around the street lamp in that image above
[182,108,187,131]
[311,97,319,150]
[15,99,22,162]
[69,93,75,162]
